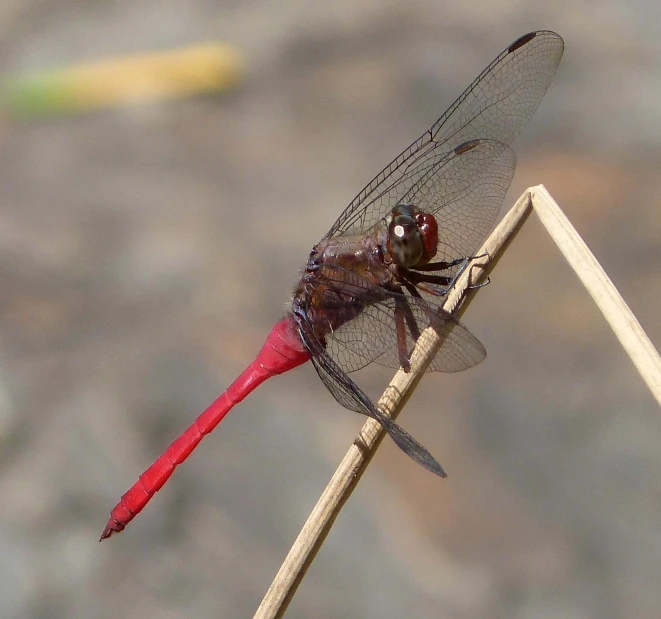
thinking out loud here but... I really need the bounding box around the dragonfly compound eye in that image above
[387,211,424,267]
[415,212,439,264]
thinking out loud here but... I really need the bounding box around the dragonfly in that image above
[101,30,564,540]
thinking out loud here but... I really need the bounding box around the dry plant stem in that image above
[255,185,661,619]
[530,185,661,406]
[253,191,533,619]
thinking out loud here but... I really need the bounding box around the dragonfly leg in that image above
[402,281,439,329]
[394,294,411,372]
[400,284,422,336]
[466,254,491,290]
[412,256,470,272]
[402,269,454,297]
[467,273,490,290]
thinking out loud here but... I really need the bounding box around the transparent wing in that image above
[351,138,517,263]
[325,30,563,239]
[304,324,447,477]
[307,265,486,374]
[327,297,486,374]
[429,142,515,261]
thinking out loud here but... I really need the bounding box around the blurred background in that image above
[1,1,660,618]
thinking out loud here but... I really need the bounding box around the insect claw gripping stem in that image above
[100,316,309,540]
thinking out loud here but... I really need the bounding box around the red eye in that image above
[415,213,438,262]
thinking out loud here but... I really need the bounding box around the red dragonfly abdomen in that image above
[100,316,309,540]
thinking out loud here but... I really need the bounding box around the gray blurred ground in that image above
[0,1,660,618]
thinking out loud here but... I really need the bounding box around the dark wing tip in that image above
[508,30,564,55]
[508,31,537,53]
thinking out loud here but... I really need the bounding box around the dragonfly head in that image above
[386,204,438,268]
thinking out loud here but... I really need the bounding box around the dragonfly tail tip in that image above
[99,519,124,541]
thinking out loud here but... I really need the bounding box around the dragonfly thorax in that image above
[385,204,438,268]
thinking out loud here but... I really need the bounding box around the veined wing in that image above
[325,30,563,239]
[352,138,517,263]
[297,311,447,477]
[307,264,486,375]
